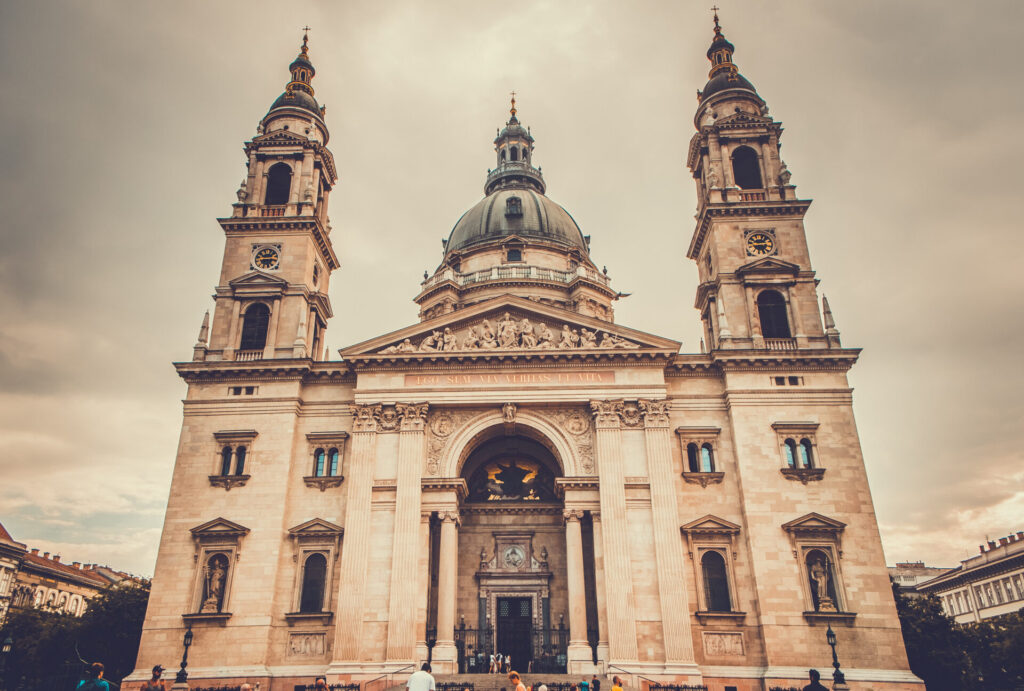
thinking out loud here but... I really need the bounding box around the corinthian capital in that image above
[397,402,429,431]
[438,510,462,527]
[352,404,382,433]
[638,399,670,428]
[589,400,623,429]
[562,508,585,524]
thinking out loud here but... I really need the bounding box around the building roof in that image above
[21,550,110,588]
[917,531,1024,591]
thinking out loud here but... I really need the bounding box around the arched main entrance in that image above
[447,433,574,673]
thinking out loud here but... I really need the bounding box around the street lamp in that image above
[0,635,14,691]
[825,624,846,685]
[174,624,194,685]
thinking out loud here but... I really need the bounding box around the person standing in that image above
[579,678,590,691]
[489,653,496,674]
[591,675,601,691]
[505,654,512,674]
[611,676,623,691]
[77,663,110,691]
[407,663,436,691]
[141,665,166,691]
[802,669,828,691]
[508,671,527,691]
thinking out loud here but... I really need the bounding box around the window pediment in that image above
[781,512,846,539]
[191,518,251,541]
[287,518,344,542]
[681,514,741,538]
[736,256,800,277]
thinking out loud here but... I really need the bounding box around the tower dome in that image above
[266,30,324,120]
[696,11,762,105]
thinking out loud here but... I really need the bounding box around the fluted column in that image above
[432,510,460,670]
[564,508,591,670]
[332,405,380,665]
[639,400,696,666]
[589,401,639,662]
[414,511,432,662]
[591,513,610,665]
[387,403,429,662]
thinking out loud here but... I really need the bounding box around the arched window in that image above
[510,147,519,162]
[221,446,233,476]
[700,443,715,472]
[784,439,797,467]
[686,443,700,473]
[731,146,762,189]
[328,448,340,476]
[701,551,731,612]
[799,438,814,468]
[500,150,506,162]
[239,303,270,351]
[313,448,326,477]
[299,553,327,613]
[757,290,791,339]
[234,446,246,475]
[264,162,292,205]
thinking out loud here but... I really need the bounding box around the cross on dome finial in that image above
[711,6,723,35]
[300,26,311,57]
[510,91,517,117]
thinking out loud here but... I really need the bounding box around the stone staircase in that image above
[430,674,620,691]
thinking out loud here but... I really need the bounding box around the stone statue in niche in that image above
[502,402,517,424]
[539,546,549,568]
[200,553,228,613]
[808,556,837,612]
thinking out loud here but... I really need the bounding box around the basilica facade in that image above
[131,17,921,691]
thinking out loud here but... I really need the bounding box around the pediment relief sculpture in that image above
[378,311,639,354]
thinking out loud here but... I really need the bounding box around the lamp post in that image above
[0,635,13,691]
[825,624,846,686]
[173,624,194,688]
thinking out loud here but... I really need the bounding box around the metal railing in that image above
[363,665,414,691]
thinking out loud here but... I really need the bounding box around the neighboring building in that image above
[888,562,953,597]
[0,523,27,622]
[917,532,1024,624]
[130,15,920,691]
[0,520,140,623]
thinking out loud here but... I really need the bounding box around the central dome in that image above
[445,187,587,255]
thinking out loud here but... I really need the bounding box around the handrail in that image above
[362,663,416,691]
[607,664,656,685]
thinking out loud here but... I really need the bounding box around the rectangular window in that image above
[228,386,258,396]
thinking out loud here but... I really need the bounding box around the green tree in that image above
[0,581,149,690]
[891,582,976,690]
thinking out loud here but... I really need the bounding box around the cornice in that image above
[688,199,812,260]
[175,359,351,384]
[344,348,676,371]
[217,216,339,271]
[711,348,860,372]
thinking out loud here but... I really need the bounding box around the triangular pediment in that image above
[681,514,741,536]
[781,512,846,536]
[229,271,289,288]
[288,518,344,537]
[713,111,775,129]
[736,256,800,276]
[339,295,680,360]
[190,517,250,538]
[251,129,310,147]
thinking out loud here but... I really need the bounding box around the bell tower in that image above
[686,11,841,352]
[194,30,340,363]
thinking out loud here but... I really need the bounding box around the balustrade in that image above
[260,205,286,217]
[764,338,798,351]
[234,350,264,361]
[422,264,610,291]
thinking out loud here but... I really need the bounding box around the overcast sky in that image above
[0,1,1021,577]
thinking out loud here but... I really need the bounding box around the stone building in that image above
[130,16,921,691]
[887,562,952,598]
[916,532,1024,624]
[0,520,135,623]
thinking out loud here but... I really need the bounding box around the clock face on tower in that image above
[253,246,280,270]
[746,232,775,256]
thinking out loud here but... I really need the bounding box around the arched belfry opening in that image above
[425,428,598,673]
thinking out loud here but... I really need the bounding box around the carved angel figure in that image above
[520,319,536,348]
[442,327,458,351]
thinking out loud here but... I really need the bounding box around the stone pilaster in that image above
[589,400,639,662]
[386,403,429,662]
[563,508,592,671]
[639,399,696,667]
[414,511,432,662]
[331,404,380,665]
[591,512,610,665]
[432,510,460,672]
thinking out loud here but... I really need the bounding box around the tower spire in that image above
[285,27,316,98]
[706,7,738,80]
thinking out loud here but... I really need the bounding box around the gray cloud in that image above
[0,0,1021,576]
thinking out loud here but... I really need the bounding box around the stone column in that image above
[785,286,808,345]
[746,285,763,347]
[589,401,639,662]
[432,510,460,671]
[386,404,429,662]
[331,405,379,666]
[414,511,432,662]
[564,508,592,671]
[639,400,697,670]
[591,513,610,666]
[264,297,282,358]
[223,299,242,360]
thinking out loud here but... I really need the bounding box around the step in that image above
[431,674,620,691]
